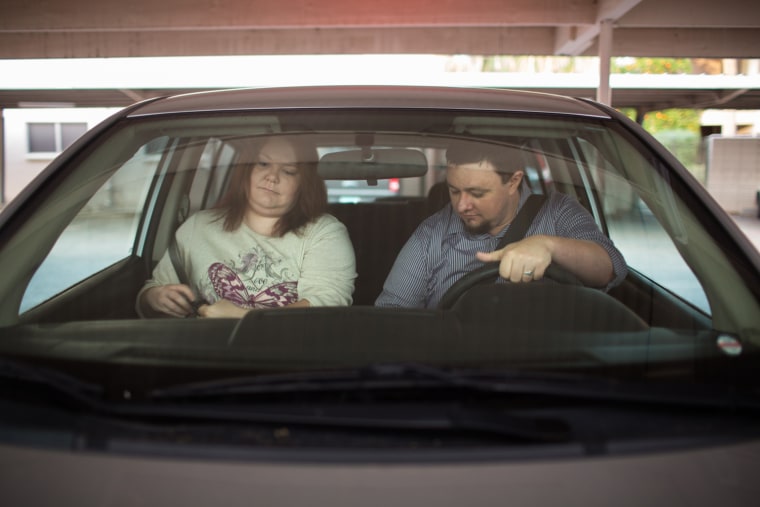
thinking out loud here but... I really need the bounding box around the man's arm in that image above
[479,192,626,289]
[375,224,433,308]
[476,234,614,287]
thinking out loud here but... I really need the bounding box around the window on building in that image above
[27,122,87,154]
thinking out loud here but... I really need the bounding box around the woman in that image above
[138,135,356,318]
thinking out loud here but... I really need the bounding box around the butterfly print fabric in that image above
[206,248,298,309]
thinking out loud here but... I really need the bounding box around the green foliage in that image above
[612,57,694,74]
[654,129,706,182]
[617,107,704,181]
[642,109,701,134]
[617,108,700,134]
[653,129,700,165]
[481,56,595,73]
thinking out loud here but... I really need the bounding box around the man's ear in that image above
[509,171,525,189]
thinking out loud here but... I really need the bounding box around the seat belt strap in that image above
[495,194,547,250]
[168,235,190,286]
[168,235,206,316]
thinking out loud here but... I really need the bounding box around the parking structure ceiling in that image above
[2,0,760,111]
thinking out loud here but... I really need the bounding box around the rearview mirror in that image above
[318,148,428,181]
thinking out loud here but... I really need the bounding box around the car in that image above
[2,85,760,506]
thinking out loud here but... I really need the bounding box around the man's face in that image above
[446,161,523,236]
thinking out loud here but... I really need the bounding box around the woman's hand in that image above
[196,298,250,319]
[196,298,312,319]
[142,284,198,318]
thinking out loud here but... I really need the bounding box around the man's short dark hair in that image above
[446,141,524,183]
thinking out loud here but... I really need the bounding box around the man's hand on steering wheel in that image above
[475,235,554,283]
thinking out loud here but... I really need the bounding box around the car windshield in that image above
[1,97,759,405]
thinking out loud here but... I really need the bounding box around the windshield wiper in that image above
[128,399,571,442]
[149,362,506,398]
[143,362,574,441]
[0,358,569,441]
[6,359,758,444]
[0,358,566,440]
[141,362,759,443]
[0,357,103,405]
[148,361,760,411]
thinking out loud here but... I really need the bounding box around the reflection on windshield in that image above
[4,109,759,397]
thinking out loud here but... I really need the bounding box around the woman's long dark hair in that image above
[215,135,327,237]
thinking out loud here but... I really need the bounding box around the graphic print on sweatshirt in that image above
[202,248,298,308]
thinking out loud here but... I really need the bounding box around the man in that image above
[375,141,627,309]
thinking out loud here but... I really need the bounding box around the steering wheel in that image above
[437,262,582,310]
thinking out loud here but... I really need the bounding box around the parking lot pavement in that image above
[731,215,760,252]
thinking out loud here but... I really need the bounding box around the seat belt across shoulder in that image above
[495,193,547,250]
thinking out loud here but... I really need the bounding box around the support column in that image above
[0,109,5,206]
[596,19,614,106]
[634,107,644,125]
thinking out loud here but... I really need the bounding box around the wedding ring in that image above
[523,270,534,276]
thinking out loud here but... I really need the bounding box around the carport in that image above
[2,0,759,108]
[3,1,759,58]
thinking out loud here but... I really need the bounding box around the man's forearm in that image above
[545,236,614,288]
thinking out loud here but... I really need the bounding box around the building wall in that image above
[701,109,760,136]
[2,108,116,204]
[706,136,760,216]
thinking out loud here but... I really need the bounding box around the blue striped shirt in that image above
[375,190,628,309]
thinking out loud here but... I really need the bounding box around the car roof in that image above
[127,85,611,119]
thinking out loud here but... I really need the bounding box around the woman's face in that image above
[246,138,302,219]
